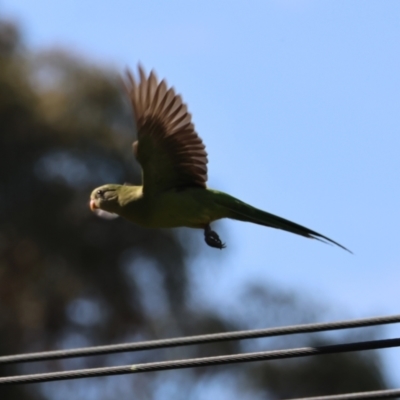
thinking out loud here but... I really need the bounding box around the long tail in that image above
[213,191,351,252]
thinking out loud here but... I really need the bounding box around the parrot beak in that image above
[89,199,118,219]
[89,199,98,212]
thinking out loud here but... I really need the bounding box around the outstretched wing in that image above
[124,66,208,195]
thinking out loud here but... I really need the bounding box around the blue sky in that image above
[3,0,400,387]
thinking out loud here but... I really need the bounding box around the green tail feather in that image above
[213,191,351,253]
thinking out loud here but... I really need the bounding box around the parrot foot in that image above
[204,225,226,249]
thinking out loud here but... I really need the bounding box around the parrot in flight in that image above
[90,66,349,252]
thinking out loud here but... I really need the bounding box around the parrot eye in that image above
[96,189,105,199]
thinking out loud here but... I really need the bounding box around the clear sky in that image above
[3,0,400,387]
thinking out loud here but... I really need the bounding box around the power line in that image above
[1,314,399,365]
[285,388,400,400]
[1,337,399,385]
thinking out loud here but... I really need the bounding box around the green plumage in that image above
[90,66,349,252]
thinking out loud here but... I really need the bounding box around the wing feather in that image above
[124,66,208,194]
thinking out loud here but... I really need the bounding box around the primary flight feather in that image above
[90,66,349,252]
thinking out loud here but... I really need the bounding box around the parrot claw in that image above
[204,225,226,249]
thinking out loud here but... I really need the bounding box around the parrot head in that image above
[89,184,121,219]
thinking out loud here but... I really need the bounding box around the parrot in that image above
[89,66,349,252]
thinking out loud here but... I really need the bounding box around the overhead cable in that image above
[1,337,399,385]
[1,314,399,365]
[285,388,400,400]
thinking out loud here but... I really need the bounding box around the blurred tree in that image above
[0,20,388,400]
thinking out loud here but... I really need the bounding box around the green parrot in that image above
[90,66,349,252]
